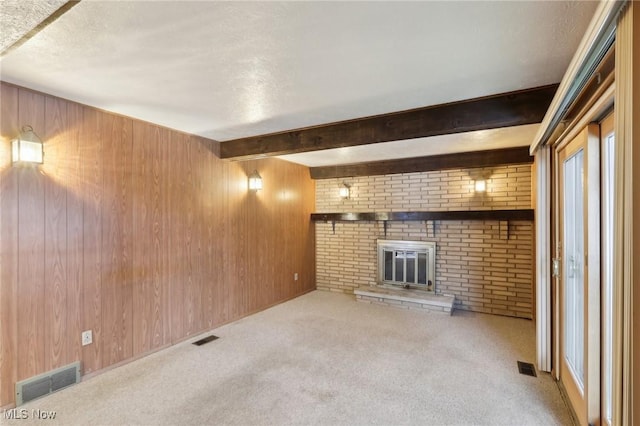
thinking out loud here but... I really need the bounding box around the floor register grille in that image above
[193,335,219,346]
[15,361,81,405]
[517,361,537,377]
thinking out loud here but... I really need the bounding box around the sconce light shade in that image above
[12,125,44,164]
[339,183,350,199]
[248,170,263,191]
[474,180,486,192]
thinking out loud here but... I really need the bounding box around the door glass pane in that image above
[384,250,393,281]
[417,252,427,284]
[394,251,404,282]
[603,133,615,423]
[406,251,416,283]
[563,149,585,392]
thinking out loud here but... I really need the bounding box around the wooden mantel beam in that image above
[219,84,558,160]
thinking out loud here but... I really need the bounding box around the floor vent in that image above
[517,361,537,377]
[15,361,81,406]
[193,335,219,346]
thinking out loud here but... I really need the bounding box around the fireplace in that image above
[377,240,436,291]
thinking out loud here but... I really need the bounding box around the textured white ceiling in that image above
[0,0,68,53]
[0,1,597,166]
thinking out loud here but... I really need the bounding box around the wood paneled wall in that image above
[0,82,316,407]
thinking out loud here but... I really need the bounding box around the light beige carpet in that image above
[2,291,572,425]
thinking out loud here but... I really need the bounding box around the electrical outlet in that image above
[82,330,92,346]
[294,273,299,281]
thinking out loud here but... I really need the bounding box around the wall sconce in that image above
[248,170,263,191]
[474,179,486,192]
[12,125,44,164]
[339,182,351,199]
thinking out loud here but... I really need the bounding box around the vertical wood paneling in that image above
[204,139,225,327]
[192,138,201,333]
[227,162,248,320]
[81,107,103,374]
[17,89,46,381]
[184,136,197,335]
[247,160,260,312]
[158,126,171,346]
[0,83,19,405]
[131,120,151,354]
[194,136,206,333]
[0,83,316,406]
[276,162,290,300]
[203,140,214,330]
[253,160,271,309]
[238,158,316,309]
[214,159,229,326]
[168,131,186,343]
[65,102,84,366]
[273,160,288,301]
[132,122,166,354]
[151,127,167,348]
[43,96,68,371]
[101,112,133,365]
[193,137,206,331]
[226,162,240,319]
[202,139,215,329]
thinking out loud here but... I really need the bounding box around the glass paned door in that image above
[563,149,585,391]
[556,124,600,426]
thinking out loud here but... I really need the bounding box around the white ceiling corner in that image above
[0,0,69,53]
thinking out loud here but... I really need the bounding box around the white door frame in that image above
[535,146,552,372]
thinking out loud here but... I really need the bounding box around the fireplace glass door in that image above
[384,250,428,284]
[377,240,435,290]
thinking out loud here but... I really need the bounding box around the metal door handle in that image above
[552,258,560,278]
[568,256,575,278]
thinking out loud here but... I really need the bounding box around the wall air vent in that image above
[15,361,81,406]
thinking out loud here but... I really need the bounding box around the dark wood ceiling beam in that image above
[219,84,558,160]
[309,146,532,179]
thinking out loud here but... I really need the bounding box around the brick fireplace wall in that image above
[315,164,535,319]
